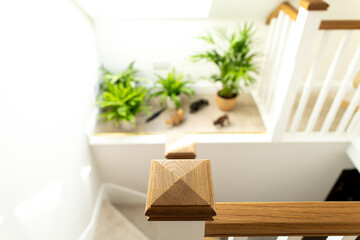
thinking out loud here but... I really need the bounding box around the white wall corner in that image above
[346,138,360,173]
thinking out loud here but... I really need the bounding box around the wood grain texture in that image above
[205,202,360,237]
[300,0,329,11]
[165,134,196,159]
[145,159,215,221]
[320,20,360,30]
[266,2,298,25]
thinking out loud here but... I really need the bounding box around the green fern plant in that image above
[100,61,144,89]
[191,23,259,98]
[149,69,194,109]
[97,80,150,127]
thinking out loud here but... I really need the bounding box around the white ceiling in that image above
[208,0,360,20]
[75,0,360,20]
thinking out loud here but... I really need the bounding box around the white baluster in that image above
[305,31,352,133]
[287,237,303,240]
[262,12,284,107]
[321,45,360,133]
[266,14,293,112]
[342,236,358,240]
[347,105,360,137]
[271,7,328,141]
[327,236,357,240]
[258,18,277,99]
[327,237,344,240]
[289,31,331,133]
[337,81,360,133]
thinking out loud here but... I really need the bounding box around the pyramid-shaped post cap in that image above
[145,159,215,221]
[165,134,196,159]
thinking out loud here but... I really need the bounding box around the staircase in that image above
[144,132,360,240]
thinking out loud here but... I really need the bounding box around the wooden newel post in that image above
[145,159,216,240]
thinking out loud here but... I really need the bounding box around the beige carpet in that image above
[94,201,150,240]
[115,204,159,240]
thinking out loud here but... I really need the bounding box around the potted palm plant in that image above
[97,80,151,131]
[191,24,259,111]
[150,68,194,110]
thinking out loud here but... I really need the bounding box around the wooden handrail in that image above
[299,0,329,11]
[320,20,360,30]
[205,202,360,237]
[266,2,298,25]
[266,0,329,25]
[267,1,360,30]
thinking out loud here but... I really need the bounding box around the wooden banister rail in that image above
[320,20,360,30]
[267,1,360,30]
[266,2,298,25]
[205,202,360,237]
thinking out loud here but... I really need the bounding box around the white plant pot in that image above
[166,97,177,110]
[120,120,135,132]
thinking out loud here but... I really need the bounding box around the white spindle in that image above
[231,237,248,240]
[327,237,344,240]
[327,236,357,240]
[287,237,302,240]
[342,236,358,240]
[305,31,352,133]
[289,31,331,133]
[262,12,284,107]
[347,106,360,137]
[267,14,293,112]
[337,83,360,133]
[321,45,360,133]
[271,7,328,141]
[258,18,277,98]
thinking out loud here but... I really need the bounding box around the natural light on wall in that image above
[14,183,62,220]
[75,0,213,19]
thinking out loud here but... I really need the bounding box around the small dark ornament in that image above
[146,107,166,123]
[190,99,209,113]
[213,114,230,127]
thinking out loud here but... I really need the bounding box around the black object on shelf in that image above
[146,107,166,123]
[190,99,209,113]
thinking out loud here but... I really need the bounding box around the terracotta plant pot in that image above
[216,92,237,111]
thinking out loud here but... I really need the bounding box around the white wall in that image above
[94,19,268,82]
[0,0,101,239]
[91,141,354,202]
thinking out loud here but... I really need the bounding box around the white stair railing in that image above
[257,0,360,141]
[270,3,328,141]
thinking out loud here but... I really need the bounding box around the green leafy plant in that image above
[191,23,259,98]
[97,80,150,127]
[100,61,144,89]
[149,69,194,109]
